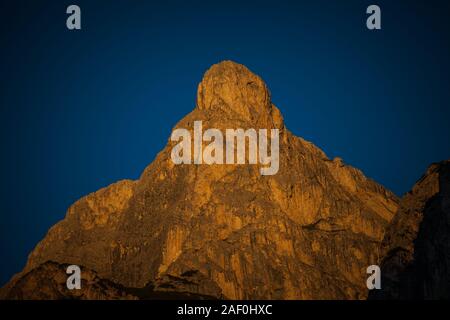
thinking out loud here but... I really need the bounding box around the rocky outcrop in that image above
[1,61,400,299]
[3,261,136,300]
[371,160,450,299]
[3,261,218,300]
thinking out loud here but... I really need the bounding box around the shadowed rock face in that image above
[3,261,137,300]
[1,61,400,300]
[3,261,217,300]
[371,160,450,300]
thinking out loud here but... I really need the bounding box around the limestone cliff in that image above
[1,61,400,299]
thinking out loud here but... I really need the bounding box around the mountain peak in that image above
[1,62,403,300]
[196,61,277,125]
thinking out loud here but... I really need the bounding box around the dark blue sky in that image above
[1,0,449,285]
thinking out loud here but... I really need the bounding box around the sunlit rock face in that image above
[1,61,400,300]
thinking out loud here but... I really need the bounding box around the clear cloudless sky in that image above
[1,0,449,285]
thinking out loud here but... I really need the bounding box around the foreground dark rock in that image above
[370,160,450,299]
[3,261,217,300]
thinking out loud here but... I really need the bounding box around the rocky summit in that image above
[1,61,446,300]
